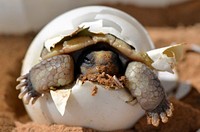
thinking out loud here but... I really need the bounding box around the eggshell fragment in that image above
[50,89,71,116]
[147,44,184,73]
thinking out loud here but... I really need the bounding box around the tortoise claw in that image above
[31,97,39,105]
[16,74,28,90]
[146,98,174,127]
[23,93,32,105]
[16,74,28,82]
[18,87,28,99]
[16,74,42,104]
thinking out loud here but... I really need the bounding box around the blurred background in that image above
[0,0,200,131]
[0,0,199,34]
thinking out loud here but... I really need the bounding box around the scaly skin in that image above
[125,62,173,126]
[16,55,74,104]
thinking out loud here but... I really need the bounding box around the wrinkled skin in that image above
[16,48,173,126]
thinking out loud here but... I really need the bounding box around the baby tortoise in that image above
[16,28,173,126]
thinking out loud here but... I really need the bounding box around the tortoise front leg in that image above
[16,55,74,104]
[125,62,173,126]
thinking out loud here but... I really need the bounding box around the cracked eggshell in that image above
[21,6,178,131]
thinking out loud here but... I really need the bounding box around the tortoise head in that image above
[80,50,122,76]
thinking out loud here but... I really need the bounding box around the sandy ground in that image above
[0,1,200,132]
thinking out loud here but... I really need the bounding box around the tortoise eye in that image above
[84,57,91,64]
[80,55,94,68]
[83,52,95,65]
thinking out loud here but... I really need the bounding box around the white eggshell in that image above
[47,81,144,131]
[21,6,178,131]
